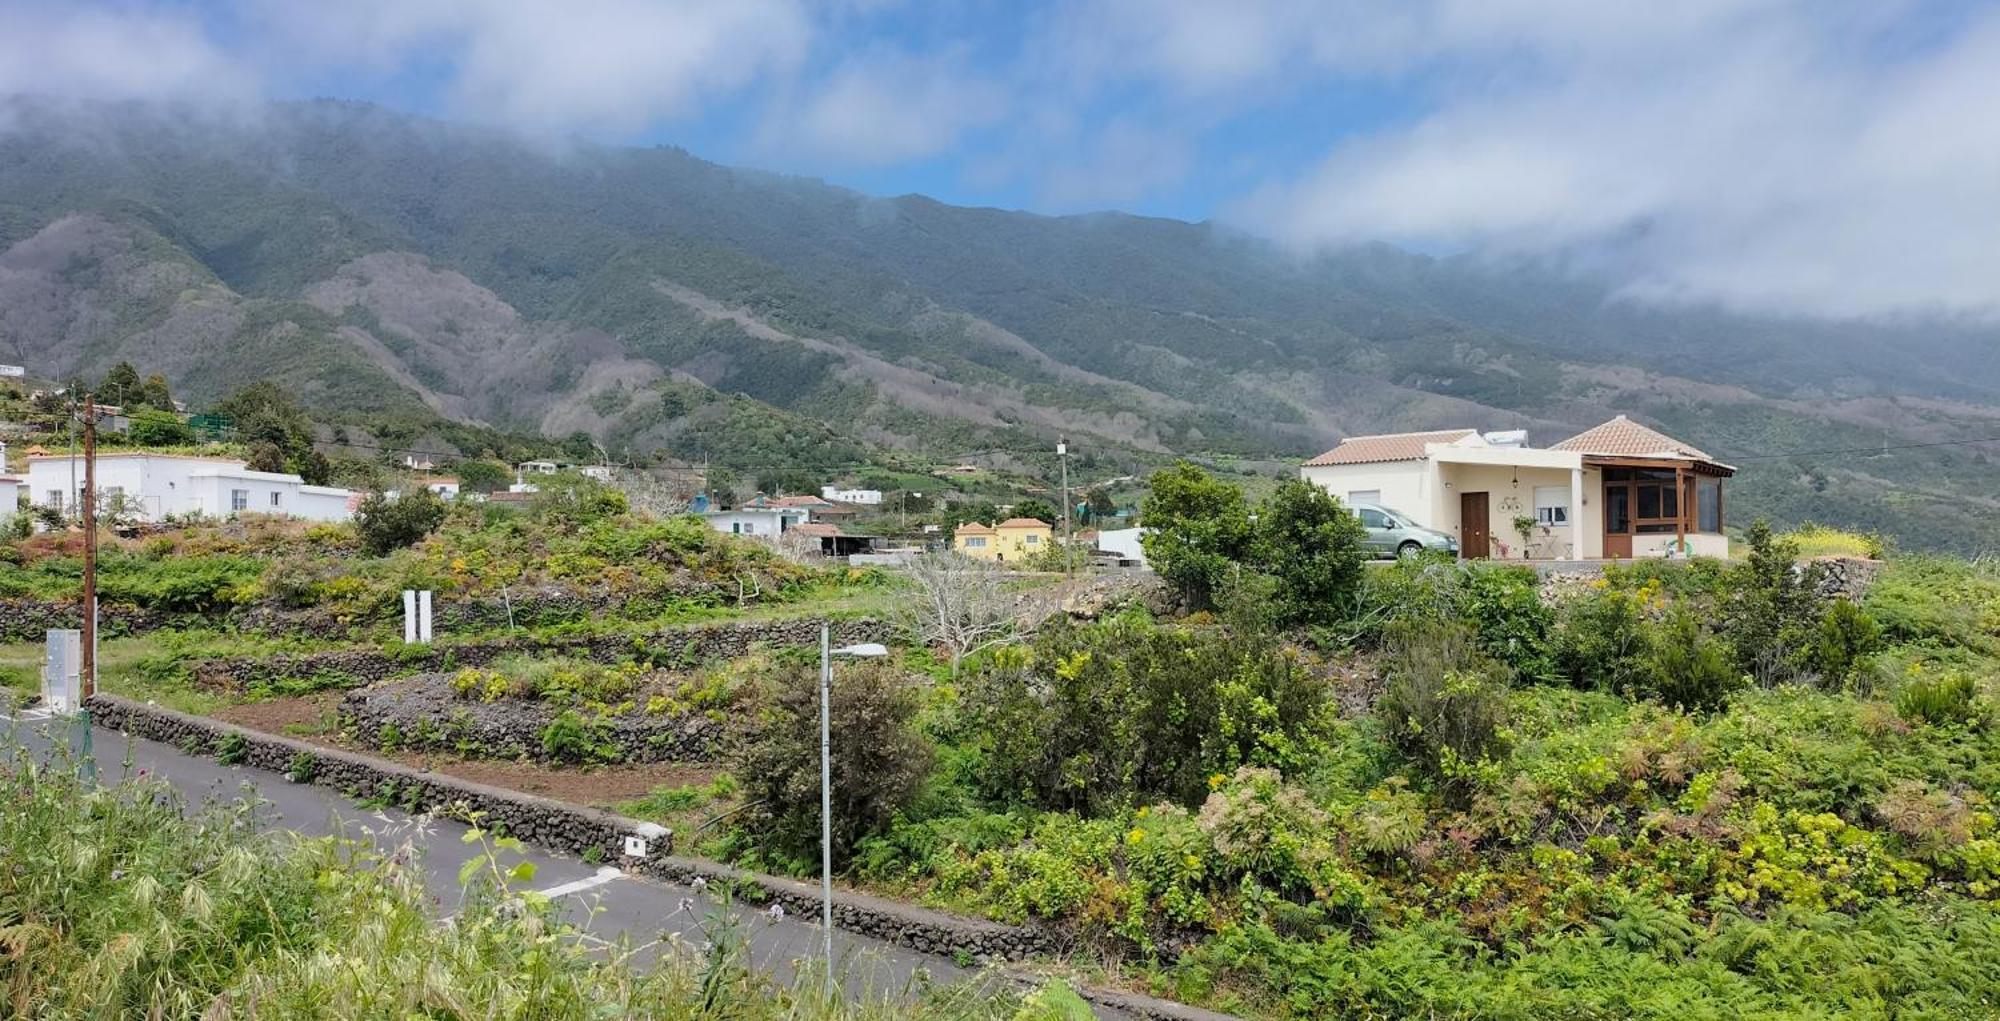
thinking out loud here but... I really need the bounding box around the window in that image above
[1357,508,1393,529]
[1532,486,1569,526]
[1697,479,1722,533]
[44,489,62,511]
[741,522,757,535]
[230,489,249,512]
[269,491,282,508]
[965,537,987,548]
[1024,534,1040,545]
[1347,489,1381,508]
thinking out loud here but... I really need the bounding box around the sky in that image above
[3,0,1999,320]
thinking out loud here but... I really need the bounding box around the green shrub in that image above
[1727,519,1827,683]
[1811,600,1883,689]
[731,661,935,867]
[539,709,621,763]
[965,616,1327,813]
[1139,461,1255,610]
[1896,672,1986,728]
[1195,766,1331,895]
[215,731,249,766]
[1552,583,1652,692]
[1252,479,1368,628]
[1636,605,1743,711]
[1375,625,1509,804]
[1358,560,1555,680]
[354,486,449,555]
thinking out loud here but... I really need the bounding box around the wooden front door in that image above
[1459,491,1490,559]
[1603,481,1633,559]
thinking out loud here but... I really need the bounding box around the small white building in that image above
[1095,527,1150,566]
[704,506,810,538]
[1301,416,1733,561]
[820,486,883,505]
[25,452,356,523]
[418,476,461,498]
[579,465,615,482]
[518,460,560,476]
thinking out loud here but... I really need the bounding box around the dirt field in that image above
[211,693,719,809]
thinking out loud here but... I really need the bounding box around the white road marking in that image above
[537,866,624,898]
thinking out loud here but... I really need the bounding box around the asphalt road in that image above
[1,708,1000,1006]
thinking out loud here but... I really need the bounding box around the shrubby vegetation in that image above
[0,479,825,628]
[676,513,2000,1018]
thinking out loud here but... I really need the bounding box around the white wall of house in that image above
[25,454,355,522]
[1300,460,1432,522]
[1095,527,1149,565]
[820,486,883,505]
[704,507,807,538]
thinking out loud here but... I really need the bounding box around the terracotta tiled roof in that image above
[1304,429,1478,466]
[996,517,1052,529]
[794,522,843,537]
[1551,415,1710,459]
[954,522,996,535]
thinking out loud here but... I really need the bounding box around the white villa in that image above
[26,452,356,523]
[1301,416,1734,560]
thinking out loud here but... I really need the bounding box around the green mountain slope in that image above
[1,97,1995,550]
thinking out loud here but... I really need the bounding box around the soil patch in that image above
[213,692,343,737]
[212,693,717,809]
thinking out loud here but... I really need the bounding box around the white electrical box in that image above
[42,629,81,713]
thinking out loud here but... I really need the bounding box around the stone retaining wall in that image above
[193,618,889,693]
[0,587,739,645]
[83,694,1230,1019]
[339,674,722,763]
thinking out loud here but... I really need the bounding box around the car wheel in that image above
[1397,541,1424,559]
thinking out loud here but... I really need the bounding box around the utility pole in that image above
[1057,437,1072,572]
[80,392,97,700]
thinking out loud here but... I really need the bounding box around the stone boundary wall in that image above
[0,588,737,645]
[193,617,890,693]
[339,674,723,763]
[84,693,1232,1020]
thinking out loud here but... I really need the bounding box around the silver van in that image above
[1353,504,1460,559]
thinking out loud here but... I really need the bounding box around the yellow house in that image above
[953,517,1054,562]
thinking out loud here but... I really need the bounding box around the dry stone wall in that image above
[193,618,889,693]
[339,674,723,762]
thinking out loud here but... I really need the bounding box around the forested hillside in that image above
[2,97,1995,549]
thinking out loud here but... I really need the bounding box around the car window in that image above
[1358,509,1391,529]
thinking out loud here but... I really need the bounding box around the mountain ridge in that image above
[2,96,1996,549]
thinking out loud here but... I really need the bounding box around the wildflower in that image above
[1126,828,1145,845]
[1209,773,1226,790]
[1135,806,1149,818]
[1184,854,1201,869]
[767,903,786,920]
[690,876,708,894]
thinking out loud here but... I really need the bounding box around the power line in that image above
[1716,434,2000,463]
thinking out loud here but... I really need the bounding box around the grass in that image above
[0,758,1081,1020]
[1785,523,1888,559]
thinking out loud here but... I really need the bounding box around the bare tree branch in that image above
[897,552,1017,675]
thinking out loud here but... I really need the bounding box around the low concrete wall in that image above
[193,618,889,693]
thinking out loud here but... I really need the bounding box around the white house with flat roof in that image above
[1301,416,1734,560]
[26,452,356,523]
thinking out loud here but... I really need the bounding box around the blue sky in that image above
[3,0,1999,318]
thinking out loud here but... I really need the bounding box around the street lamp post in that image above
[818,625,888,998]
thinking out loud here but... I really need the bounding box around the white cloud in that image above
[249,0,812,134]
[764,47,1005,166]
[1215,0,2000,318]
[0,3,256,103]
